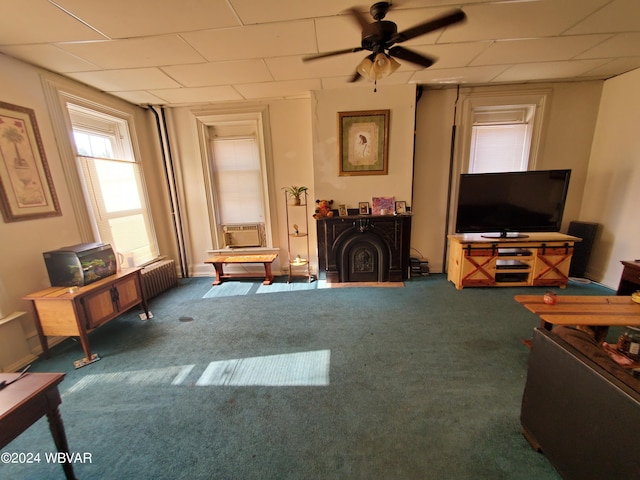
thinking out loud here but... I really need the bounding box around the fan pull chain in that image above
[374,79,377,93]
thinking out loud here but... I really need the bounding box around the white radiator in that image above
[223,224,261,248]
[141,259,178,299]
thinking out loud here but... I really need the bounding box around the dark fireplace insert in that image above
[316,215,412,283]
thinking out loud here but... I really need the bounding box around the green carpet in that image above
[2,275,615,479]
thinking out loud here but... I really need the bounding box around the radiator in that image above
[141,259,178,299]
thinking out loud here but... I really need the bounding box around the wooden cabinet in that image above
[617,260,640,295]
[23,268,148,367]
[447,233,579,289]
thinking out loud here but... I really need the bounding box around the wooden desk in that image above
[0,372,76,480]
[205,254,278,286]
[24,268,149,368]
[515,295,640,329]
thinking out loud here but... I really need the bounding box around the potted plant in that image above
[282,185,308,205]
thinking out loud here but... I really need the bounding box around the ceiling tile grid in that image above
[0,0,638,105]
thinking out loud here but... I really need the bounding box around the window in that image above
[196,109,274,250]
[210,133,265,225]
[67,104,158,266]
[468,105,535,173]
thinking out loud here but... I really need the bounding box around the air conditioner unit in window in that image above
[223,224,261,248]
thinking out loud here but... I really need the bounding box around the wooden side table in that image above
[617,260,640,295]
[23,268,149,368]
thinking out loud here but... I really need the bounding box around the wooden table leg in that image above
[45,391,78,480]
[31,308,50,359]
[263,262,274,285]
[211,262,225,286]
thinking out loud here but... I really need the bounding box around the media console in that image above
[447,233,580,290]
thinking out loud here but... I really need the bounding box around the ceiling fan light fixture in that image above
[357,53,400,81]
[356,56,374,78]
[372,52,400,79]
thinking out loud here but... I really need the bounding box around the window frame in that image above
[41,75,159,264]
[193,106,276,250]
[448,89,550,234]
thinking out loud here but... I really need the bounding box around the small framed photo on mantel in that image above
[358,202,370,215]
[371,196,395,215]
[395,201,407,214]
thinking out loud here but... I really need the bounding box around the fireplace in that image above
[316,215,412,283]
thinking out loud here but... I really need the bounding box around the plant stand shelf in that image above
[285,192,313,283]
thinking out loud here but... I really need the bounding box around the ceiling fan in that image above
[303,2,466,85]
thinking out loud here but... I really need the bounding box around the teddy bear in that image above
[313,199,334,219]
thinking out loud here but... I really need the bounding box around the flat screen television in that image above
[455,169,571,238]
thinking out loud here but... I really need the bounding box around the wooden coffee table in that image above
[205,254,278,286]
[515,294,640,330]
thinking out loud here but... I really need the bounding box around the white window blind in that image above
[211,136,265,225]
[467,106,534,173]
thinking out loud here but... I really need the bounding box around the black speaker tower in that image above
[567,221,599,278]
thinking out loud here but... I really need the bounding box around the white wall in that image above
[579,68,640,288]
[311,84,416,207]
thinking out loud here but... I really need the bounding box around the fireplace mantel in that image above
[316,214,412,283]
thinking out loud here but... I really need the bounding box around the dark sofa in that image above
[520,326,640,480]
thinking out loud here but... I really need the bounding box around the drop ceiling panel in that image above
[67,68,182,92]
[409,42,492,70]
[411,65,509,85]
[470,35,612,67]
[230,0,356,25]
[493,59,610,83]
[440,0,609,43]
[0,0,106,44]
[148,86,244,104]
[162,60,273,87]
[58,36,206,69]
[579,56,640,78]
[234,79,321,99]
[181,21,317,62]
[53,0,240,39]
[577,33,640,59]
[0,45,99,72]
[565,0,640,35]
[111,91,169,106]
[266,54,365,81]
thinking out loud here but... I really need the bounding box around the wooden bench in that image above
[205,254,278,286]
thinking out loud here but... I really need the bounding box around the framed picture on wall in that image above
[0,101,61,222]
[338,110,389,176]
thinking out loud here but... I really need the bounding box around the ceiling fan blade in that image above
[347,7,371,30]
[303,47,363,62]
[349,71,363,83]
[388,46,434,68]
[391,9,466,44]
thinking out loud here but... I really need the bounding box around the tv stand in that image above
[447,233,580,289]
